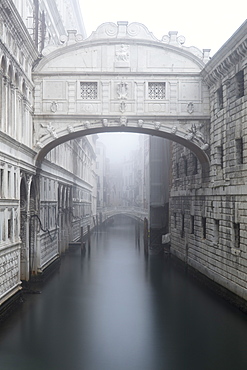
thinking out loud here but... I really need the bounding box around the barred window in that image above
[148,82,166,99]
[217,85,223,110]
[235,70,244,99]
[80,82,98,99]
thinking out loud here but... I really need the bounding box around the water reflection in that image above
[0,216,247,370]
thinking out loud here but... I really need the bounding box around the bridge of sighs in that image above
[33,21,211,173]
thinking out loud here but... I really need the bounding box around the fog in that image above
[97,133,140,163]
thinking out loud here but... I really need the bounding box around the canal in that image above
[0,216,247,370]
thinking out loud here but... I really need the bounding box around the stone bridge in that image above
[97,206,148,224]
[33,21,211,173]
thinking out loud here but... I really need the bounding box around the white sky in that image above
[79,1,246,161]
[79,0,246,56]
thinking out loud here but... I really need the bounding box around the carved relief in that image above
[115,45,130,67]
[138,120,144,127]
[154,121,161,130]
[185,123,209,150]
[41,122,58,139]
[119,116,127,126]
[119,101,126,113]
[117,81,128,99]
[187,102,194,114]
[50,101,57,113]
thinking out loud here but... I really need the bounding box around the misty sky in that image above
[97,133,140,163]
[80,1,246,162]
[79,0,246,56]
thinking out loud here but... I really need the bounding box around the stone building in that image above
[0,0,97,310]
[170,21,247,305]
[0,0,247,315]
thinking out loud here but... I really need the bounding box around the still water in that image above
[0,217,247,370]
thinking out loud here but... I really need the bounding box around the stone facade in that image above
[170,21,247,303]
[1,0,247,313]
[0,0,95,311]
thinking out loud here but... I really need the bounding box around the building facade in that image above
[170,21,247,304]
[0,0,96,310]
[0,0,247,314]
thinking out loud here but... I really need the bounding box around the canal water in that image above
[0,216,247,370]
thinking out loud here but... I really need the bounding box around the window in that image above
[192,154,198,175]
[181,214,185,238]
[214,219,219,244]
[174,212,177,229]
[217,86,223,110]
[176,162,179,178]
[202,217,206,239]
[233,222,240,248]
[80,82,98,99]
[148,82,166,99]
[190,215,195,234]
[216,145,224,169]
[184,158,188,176]
[236,138,244,164]
[235,70,244,99]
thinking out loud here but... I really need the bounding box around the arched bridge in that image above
[33,21,211,173]
[97,206,148,224]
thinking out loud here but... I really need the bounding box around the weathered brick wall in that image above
[170,23,247,301]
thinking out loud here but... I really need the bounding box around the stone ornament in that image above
[171,126,178,134]
[185,123,209,150]
[117,81,128,99]
[154,121,161,130]
[120,116,127,126]
[67,125,75,133]
[102,119,108,127]
[138,120,144,127]
[119,101,126,113]
[187,102,194,114]
[50,101,57,113]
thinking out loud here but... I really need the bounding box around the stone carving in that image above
[138,120,144,127]
[154,121,161,130]
[67,125,75,133]
[116,44,129,62]
[120,116,127,126]
[84,121,90,128]
[50,101,57,113]
[36,141,44,149]
[187,102,194,114]
[102,119,108,127]
[171,126,178,134]
[117,81,128,99]
[41,122,58,138]
[185,123,209,150]
[119,101,126,113]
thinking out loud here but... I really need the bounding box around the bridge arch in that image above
[33,22,211,173]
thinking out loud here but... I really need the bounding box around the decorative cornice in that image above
[201,20,247,87]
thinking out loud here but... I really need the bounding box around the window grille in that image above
[202,217,206,239]
[233,222,240,248]
[190,215,195,234]
[80,82,98,99]
[148,82,166,99]
[235,138,244,164]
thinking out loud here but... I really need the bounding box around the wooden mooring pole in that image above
[144,217,149,255]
